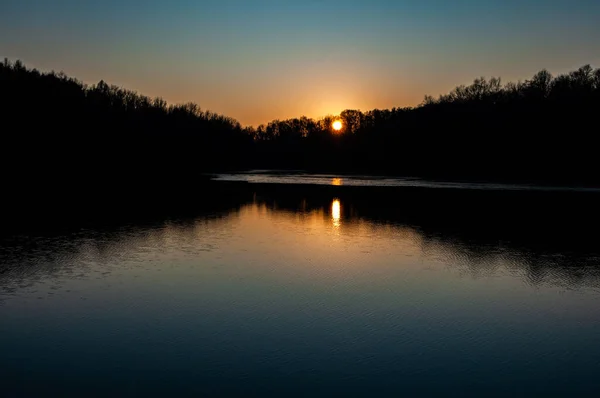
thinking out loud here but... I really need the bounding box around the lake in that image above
[1,176,600,397]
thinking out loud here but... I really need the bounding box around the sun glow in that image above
[332,199,341,228]
[332,120,343,131]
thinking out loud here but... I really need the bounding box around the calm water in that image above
[212,171,600,192]
[2,181,600,397]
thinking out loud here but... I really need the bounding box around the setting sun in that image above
[332,120,343,131]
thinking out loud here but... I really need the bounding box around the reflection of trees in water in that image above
[0,205,244,299]
[419,234,600,289]
[2,184,600,295]
[251,185,600,290]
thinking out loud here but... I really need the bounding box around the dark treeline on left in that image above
[1,59,256,219]
[1,59,253,179]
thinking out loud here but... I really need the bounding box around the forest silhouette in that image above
[2,58,599,199]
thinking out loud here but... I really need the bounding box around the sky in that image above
[2,0,600,126]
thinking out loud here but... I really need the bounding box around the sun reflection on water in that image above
[332,199,341,228]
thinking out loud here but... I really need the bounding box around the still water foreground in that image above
[1,181,600,397]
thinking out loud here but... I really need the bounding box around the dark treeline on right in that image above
[253,64,600,184]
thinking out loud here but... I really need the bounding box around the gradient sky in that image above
[2,0,599,126]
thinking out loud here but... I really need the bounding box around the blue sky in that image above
[2,0,599,125]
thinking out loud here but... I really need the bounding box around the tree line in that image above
[2,58,600,190]
[246,65,600,183]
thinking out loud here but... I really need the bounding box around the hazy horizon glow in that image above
[2,0,600,126]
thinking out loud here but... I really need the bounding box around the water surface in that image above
[1,183,600,397]
[213,170,600,191]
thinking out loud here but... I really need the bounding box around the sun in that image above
[332,120,343,131]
